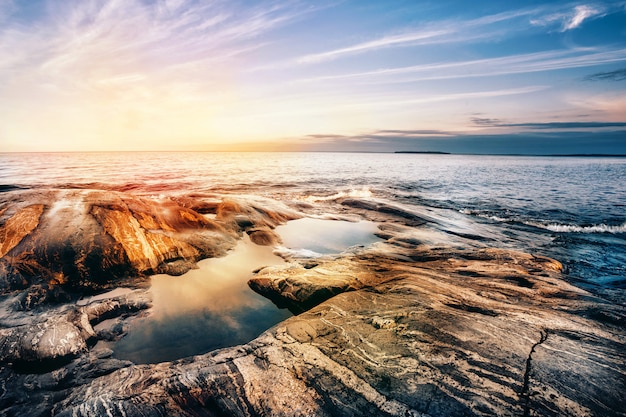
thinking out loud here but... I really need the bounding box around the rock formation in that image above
[0,190,299,300]
[0,190,624,417]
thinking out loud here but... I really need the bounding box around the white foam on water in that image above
[302,187,373,203]
[460,209,626,234]
[542,222,626,234]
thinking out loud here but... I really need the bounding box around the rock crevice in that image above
[520,330,549,417]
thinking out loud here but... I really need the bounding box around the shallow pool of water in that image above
[113,236,291,364]
[275,217,381,256]
[112,218,380,363]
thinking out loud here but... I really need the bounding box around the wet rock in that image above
[29,247,625,417]
[249,260,384,313]
[0,290,150,374]
[0,191,623,417]
[246,227,280,246]
[0,190,302,297]
[341,198,427,226]
[15,284,71,310]
[0,204,44,258]
[0,316,86,373]
[216,196,301,229]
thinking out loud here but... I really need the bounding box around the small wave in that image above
[302,187,373,203]
[460,209,626,234]
[460,208,626,234]
[541,223,626,234]
[459,209,511,223]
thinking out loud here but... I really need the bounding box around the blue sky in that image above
[1,0,625,153]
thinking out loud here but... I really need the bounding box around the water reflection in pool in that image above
[275,217,381,256]
[113,235,290,364]
[114,218,381,363]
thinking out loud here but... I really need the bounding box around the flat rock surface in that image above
[0,190,624,416]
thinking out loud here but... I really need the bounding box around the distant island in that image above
[548,154,626,157]
[394,151,451,154]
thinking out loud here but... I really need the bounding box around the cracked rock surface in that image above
[0,190,624,416]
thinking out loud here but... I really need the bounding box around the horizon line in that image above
[2,150,626,157]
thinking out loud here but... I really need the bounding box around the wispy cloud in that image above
[297,29,451,64]
[471,117,504,126]
[0,0,318,149]
[564,5,604,30]
[585,68,626,81]
[2,0,625,152]
[334,86,548,110]
[530,3,605,32]
[291,3,620,66]
[295,48,626,85]
[471,118,626,130]
[373,129,453,137]
[0,0,304,98]
[294,7,545,65]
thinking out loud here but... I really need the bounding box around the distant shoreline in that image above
[544,154,626,157]
[394,152,626,157]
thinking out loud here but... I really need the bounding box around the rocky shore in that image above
[0,189,624,416]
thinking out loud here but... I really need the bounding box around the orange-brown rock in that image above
[0,204,44,258]
[90,204,201,273]
[0,191,623,417]
[0,190,299,296]
[216,197,301,228]
[4,242,621,417]
[246,227,281,246]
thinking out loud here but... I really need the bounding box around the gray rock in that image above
[0,191,623,417]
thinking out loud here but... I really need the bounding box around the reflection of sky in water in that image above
[275,218,381,255]
[113,236,290,364]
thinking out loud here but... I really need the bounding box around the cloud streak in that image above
[564,5,604,30]
[0,0,304,98]
[293,3,620,66]
[297,29,451,64]
[294,7,540,64]
[295,48,626,86]
[1,0,625,152]
[585,68,626,81]
[530,3,606,31]
[471,118,626,130]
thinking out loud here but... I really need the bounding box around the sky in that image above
[1,0,625,154]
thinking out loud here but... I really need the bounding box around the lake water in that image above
[2,152,625,361]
